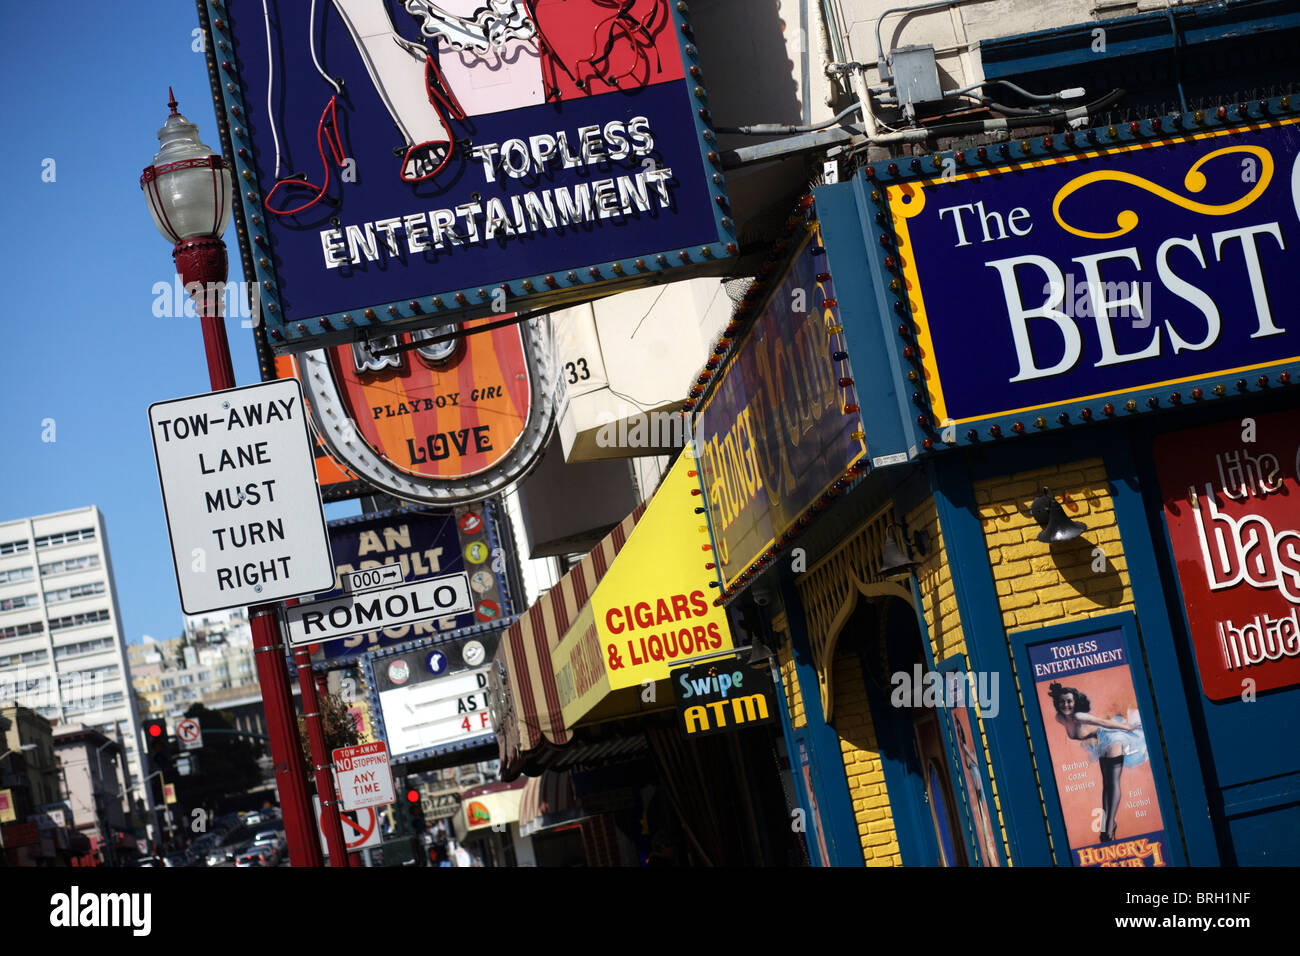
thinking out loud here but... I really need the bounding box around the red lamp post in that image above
[140,92,321,867]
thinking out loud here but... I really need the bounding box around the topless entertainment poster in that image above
[1028,628,1169,866]
[943,670,1000,866]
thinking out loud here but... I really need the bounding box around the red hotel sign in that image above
[1155,408,1300,700]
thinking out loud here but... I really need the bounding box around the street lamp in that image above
[0,743,37,762]
[95,738,118,865]
[139,92,319,867]
[140,89,234,391]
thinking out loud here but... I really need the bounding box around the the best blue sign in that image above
[867,106,1300,444]
[201,0,732,353]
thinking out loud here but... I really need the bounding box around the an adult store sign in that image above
[878,114,1300,438]
[204,0,733,353]
[311,506,512,663]
[1154,408,1300,700]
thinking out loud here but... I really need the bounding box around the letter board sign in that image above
[148,379,336,614]
[672,657,775,737]
[858,101,1300,451]
[365,630,503,762]
[1153,407,1300,700]
[199,0,734,354]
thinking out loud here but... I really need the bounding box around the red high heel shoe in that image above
[264,95,346,216]
[401,54,467,183]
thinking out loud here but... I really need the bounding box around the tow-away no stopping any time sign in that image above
[333,741,395,811]
[148,379,335,614]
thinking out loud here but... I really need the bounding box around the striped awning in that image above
[518,769,587,838]
[488,502,646,779]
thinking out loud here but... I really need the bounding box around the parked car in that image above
[207,841,250,867]
[235,847,276,867]
[252,830,284,851]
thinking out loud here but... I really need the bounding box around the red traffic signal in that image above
[405,788,420,803]
[147,722,163,738]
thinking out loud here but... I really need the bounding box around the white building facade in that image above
[0,506,149,800]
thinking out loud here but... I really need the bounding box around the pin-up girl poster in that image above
[1028,627,1170,866]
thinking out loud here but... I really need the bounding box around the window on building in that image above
[48,608,110,631]
[0,593,40,612]
[0,566,35,584]
[52,636,114,659]
[0,540,31,556]
[45,581,106,604]
[0,647,48,667]
[0,620,45,641]
[33,528,96,549]
[39,554,101,577]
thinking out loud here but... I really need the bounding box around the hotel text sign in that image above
[884,118,1300,433]
[1154,408,1300,700]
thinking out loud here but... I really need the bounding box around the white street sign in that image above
[176,717,203,751]
[332,741,395,811]
[283,571,473,647]
[344,563,405,593]
[148,379,335,614]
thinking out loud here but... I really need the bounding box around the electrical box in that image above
[889,45,943,118]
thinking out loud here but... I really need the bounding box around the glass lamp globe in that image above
[140,90,232,244]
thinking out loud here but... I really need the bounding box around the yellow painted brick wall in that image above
[908,495,1013,865]
[777,641,807,730]
[830,639,901,865]
[908,497,964,663]
[976,460,1134,632]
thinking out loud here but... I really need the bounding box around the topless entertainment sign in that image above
[1027,628,1169,867]
[203,0,732,353]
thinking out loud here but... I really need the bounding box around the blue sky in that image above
[0,2,357,643]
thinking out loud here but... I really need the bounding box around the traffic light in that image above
[144,719,170,768]
[405,786,426,834]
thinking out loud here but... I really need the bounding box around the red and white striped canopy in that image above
[490,502,646,778]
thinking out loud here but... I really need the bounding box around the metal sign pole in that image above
[293,645,349,865]
[155,182,323,868]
